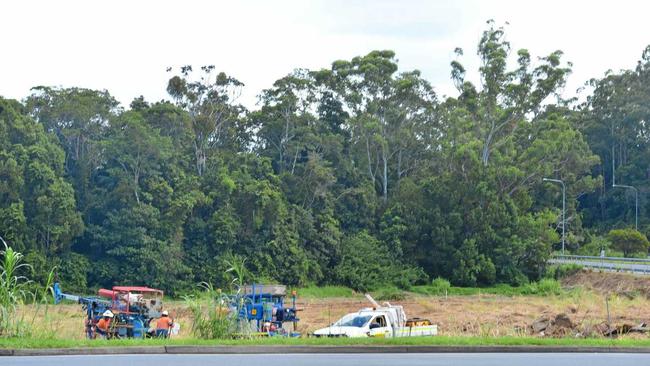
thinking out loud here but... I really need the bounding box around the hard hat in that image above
[162,310,169,316]
[103,310,114,318]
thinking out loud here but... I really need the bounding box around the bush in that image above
[577,236,611,256]
[334,231,424,291]
[607,228,650,257]
[373,286,407,301]
[521,278,563,296]
[297,286,355,298]
[545,264,582,280]
[430,277,451,295]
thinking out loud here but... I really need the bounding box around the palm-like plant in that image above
[0,236,32,336]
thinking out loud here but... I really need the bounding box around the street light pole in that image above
[613,184,638,230]
[543,178,566,254]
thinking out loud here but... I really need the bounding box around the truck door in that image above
[368,315,390,337]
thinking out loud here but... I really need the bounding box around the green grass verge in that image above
[411,278,564,297]
[295,286,357,298]
[298,278,572,300]
[1,336,649,349]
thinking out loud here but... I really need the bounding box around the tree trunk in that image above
[381,147,388,203]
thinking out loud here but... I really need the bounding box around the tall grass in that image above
[0,236,55,338]
[296,286,356,298]
[185,255,254,339]
[0,238,32,336]
[185,283,240,339]
[412,278,565,297]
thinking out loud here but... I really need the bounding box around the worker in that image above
[95,310,113,339]
[155,310,174,338]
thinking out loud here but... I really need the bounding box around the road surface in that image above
[2,353,650,366]
[549,258,650,274]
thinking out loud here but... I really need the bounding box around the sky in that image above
[1,0,649,108]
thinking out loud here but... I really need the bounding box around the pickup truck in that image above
[312,295,437,338]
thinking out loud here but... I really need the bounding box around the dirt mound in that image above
[561,269,650,299]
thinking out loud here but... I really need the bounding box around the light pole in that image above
[613,183,638,230]
[543,178,566,254]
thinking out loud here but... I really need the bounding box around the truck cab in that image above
[312,294,437,338]
[313,309,391,337]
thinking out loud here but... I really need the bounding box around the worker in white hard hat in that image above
[95,310,114,338]
[155,310,174,338]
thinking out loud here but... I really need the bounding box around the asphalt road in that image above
[549,258,650,274]
[2,353,650,366]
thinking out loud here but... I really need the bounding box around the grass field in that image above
[1,335,650,349]
[4,270,650,349]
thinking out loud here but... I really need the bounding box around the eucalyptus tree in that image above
[167,66,247,176]
[315,51,437,202]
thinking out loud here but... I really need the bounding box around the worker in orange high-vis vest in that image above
[96,310,113,339]
[155,310,173,338]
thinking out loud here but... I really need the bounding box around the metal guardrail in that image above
[552,254,650,264]
[549,256,650,275]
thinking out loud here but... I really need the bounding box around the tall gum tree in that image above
[167,66,246,177]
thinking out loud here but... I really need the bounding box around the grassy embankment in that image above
[298,277,566,300]
[2,335,650,349]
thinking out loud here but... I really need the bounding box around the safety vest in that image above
[156,317,172,330]
[96,318,110,331]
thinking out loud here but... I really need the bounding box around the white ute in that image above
[313,294,437,338]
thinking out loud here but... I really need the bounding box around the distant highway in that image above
[3,353,650,366]
[549,256,650,275]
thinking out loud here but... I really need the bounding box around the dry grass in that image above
[30,271,650,340]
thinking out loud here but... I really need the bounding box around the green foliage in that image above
[2,26,648,297]
[0,238,54,337]
[372,286,407,301]
[412,278,564,297]
[295,286,355,298]
[545,264,583,280]
[6,334,650,349]
[607,228,649,257]
[333,231,423,291]
[430,277,452,294]
[576,235,611,256]
[184,283,242,339]
[521,278,563,296]
[0,240,31,336]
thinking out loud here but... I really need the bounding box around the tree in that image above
[167,66,247,176]
[103,111,172,204]
[607,228,649,257]
[579,46,650,229]
[0,98,83,256]
[315,51,437,202]
[450,21,572,167]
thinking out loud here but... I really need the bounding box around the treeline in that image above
[1,24,649,294]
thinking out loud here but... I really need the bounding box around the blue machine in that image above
[53,282,113,339]
[52,282,158,339]
[234,284,300,337]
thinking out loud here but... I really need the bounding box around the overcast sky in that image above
[2,0,649,108]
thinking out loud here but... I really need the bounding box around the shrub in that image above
[607,228,650,257]
[521,278,563,296]
[545,264,582,280]
[334,231,424,291]
[430,277,452,295]
[373,286,407,301]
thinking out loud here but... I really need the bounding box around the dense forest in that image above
[1,24,649,294]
